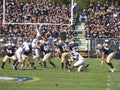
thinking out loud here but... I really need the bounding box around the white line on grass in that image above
[107,74,111,90]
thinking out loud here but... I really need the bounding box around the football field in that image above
[0,58,120,90]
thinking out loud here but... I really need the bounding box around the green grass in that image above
[0,57,120,90]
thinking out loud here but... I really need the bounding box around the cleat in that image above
[68,70,71,72]
[109,68,116,72]
[0,68,4,70]
[33,67,36,70]
[80,64,89,72]
[100,61,104,65]
[43,67,46,70]
[113,68,116,72]
[12,65,15,70]
[21,68,25,70]
[111,69,114,72]
[20,66,25,70]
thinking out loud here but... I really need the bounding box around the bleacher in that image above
[74,23,88,57]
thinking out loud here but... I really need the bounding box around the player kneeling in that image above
[68,50,89,72]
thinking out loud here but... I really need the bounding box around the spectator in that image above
[79,9,88,23]
[88,0,95,11]
[96,0,102,11]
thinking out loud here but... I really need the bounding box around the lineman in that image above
[14,39,30,70]
[40,40,56,69]
[1,42,17,70]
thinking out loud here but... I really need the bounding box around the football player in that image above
[66,40,79,70]
[100,40,111,65]
[14,39,30,70]
[40,40,56,69]
[1,42,17,70]
[69,40,79,51]
[101,43,116,72]
[31,36,42,65]
[24,40,36,70]
[68,50,89,72]
[58,40,69,70]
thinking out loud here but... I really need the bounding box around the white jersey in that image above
[15,41,29,62]
[32,38,39,49]
[21,41,30,52]
[70,50,85,72]
[71,50,84,61]
[31,38,40,59]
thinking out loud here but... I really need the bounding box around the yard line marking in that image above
[107,74,111,90]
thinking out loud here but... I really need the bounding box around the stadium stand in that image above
[85,0,120,39]
[0,0,78,43]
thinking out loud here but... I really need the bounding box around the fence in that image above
[88,38,120,58]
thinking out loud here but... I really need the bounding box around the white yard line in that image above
[107,74,111,90]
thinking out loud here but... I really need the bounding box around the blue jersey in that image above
[58,43,68,53]
[69,43,79,51]
[40,44,50,54]
[101,46,113,55]
[4,46,16,56]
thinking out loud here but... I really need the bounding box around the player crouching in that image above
[68,50,89,72]
[1,42,17,70]
[14,39,32,70]
[24,43,36,70]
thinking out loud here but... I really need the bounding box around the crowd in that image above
[0,0,119,43]
[83,0,120,39]
[0,0,79,44]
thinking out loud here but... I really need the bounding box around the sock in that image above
[107,62,114,69]
[14,62,19,70]
[8,59,11,63]
[43,61,46,68]
[13,60,17,66]
[21,64,25,70]
[1,62,5,69]
[67,63,71,70]
[49,61,56,68]
[61,62,64,69]
[65,61,69,69]
[31,62,36,70]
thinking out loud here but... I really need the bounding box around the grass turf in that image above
[0,57,120,90]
